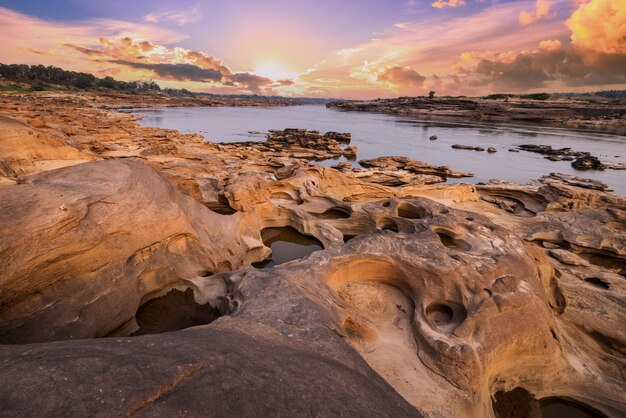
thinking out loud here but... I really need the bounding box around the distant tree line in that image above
[483,93,550,100]
[0,63,161,92]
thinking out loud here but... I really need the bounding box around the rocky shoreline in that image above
[0,92,624,417]
[327,96,626,135]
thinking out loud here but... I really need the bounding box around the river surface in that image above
[134,105,626,194]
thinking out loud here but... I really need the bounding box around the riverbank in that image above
[327,96,626,136]
[0,91,624,417]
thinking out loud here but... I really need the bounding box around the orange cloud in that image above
[519,0,551,25]
[0,6,186,70]
[432,0,466,9]
[567,0,626,54]
[66,36,277,93]
[377,66,426,88]
[538,39,563,52]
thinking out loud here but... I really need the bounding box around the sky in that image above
[0,0,624,98]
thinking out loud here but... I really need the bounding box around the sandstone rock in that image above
[452,144,485,151]
[549,249,591,266]
[359,156,472,180]
[0,115,93,180]
[327,96,626,135]
[487,147,497,153]
[572,155,603,170]
[0,159,266,343]
[331,161,352,170]
[429,135,438,140]
[0,94,624,418]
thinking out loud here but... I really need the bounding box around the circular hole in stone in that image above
[253,226,323,268]
[434,229,472,251]
[425,301,467,332]
[492,388,607,418]
[379,219,399,233]
[426,303,453,325]
[133,288,221,336]
[397,202,427,219]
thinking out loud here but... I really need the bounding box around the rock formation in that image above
[0,93,624,418]
[327,96,626,135]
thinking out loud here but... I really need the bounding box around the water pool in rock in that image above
[253,226,323,268]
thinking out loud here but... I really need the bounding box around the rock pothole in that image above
[310,207,352,219]
[132,288,221,336]
[425,301,467,333]
[492,387,606,418]
[434,228,472,251]
[253,226,323,268]
[397,202,427,219]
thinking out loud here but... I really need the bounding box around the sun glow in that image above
[252,59,299,81]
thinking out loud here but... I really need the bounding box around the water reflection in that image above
[134,105,626,194]
[253,227,323,268]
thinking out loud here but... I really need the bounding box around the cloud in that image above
[0,6,186,66]
[67,36,276,93]
[377,66,426,87]
[566,0,626,54]
[432,0,466,9]
[461,40,626,89]
[110,60,223,82]
[223,72,273,93]
[519,0,551,25]
[538,39,563,52]
[144,8,201,25]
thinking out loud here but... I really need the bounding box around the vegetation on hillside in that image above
[0,63,161,92]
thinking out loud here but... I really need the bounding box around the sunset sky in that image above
[0,0,624,98]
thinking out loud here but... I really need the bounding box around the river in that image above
[133,105,626,194]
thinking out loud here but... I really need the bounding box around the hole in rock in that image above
[270,191,303,204]
[205,202,237,215]
[585,278,609,290]
[439,208,450,215]
[310,207,351,219]
[397,202,427,219]
[380,220,399,233]
[343,234,357,243]
[382,201,391,207]
[253,226,323,268]
[425,301,467,332]
[132,288,220,336]
[493,388,606,418]
[426,304,452,324]
[434,229,472,251]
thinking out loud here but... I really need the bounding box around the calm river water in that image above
[134,105,626,194]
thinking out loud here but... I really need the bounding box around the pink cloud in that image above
[432,0,466,9]
[519,0,551,25]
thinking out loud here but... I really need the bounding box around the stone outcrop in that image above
[0,93,624,418]
[0,159,268,343]
[327,96,626,135]
[356,155,473,186]
[516,144,624,170]
[219,128,357,161]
